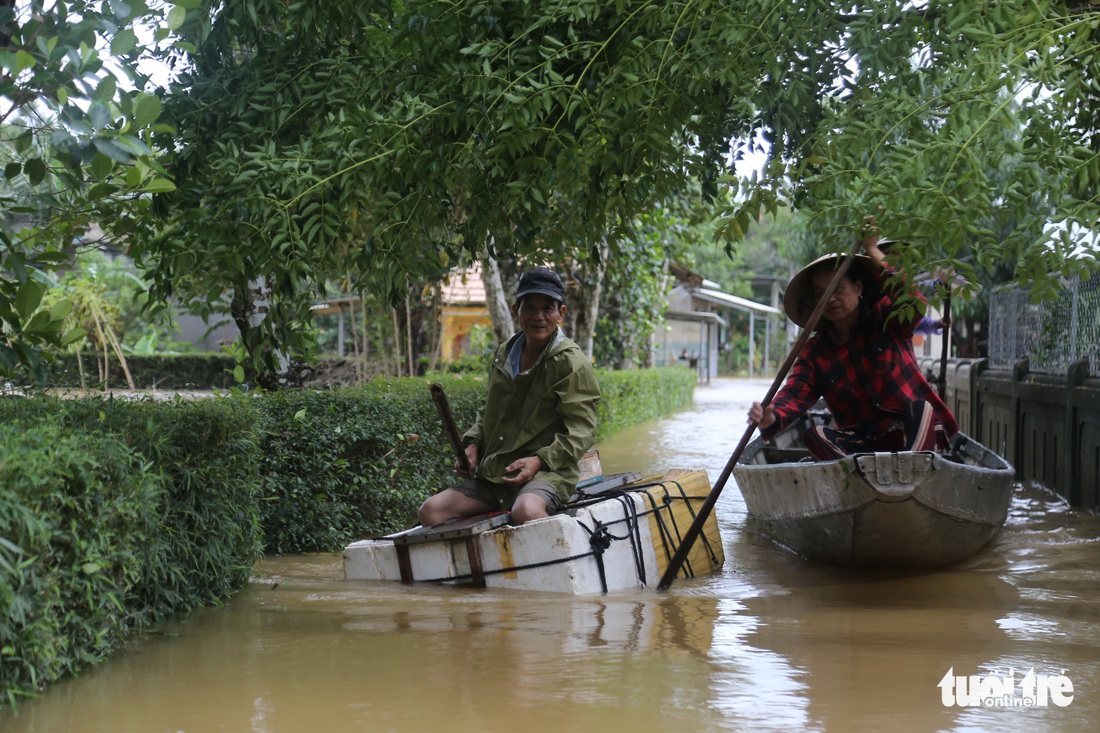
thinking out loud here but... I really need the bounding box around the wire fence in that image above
[988,271,1100,376]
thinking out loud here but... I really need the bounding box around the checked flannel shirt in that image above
[762,272,958,445]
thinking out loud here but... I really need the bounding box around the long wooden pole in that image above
[657,238,866,590]
[937,288,951,399]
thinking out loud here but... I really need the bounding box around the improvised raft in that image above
[343,469,725,594]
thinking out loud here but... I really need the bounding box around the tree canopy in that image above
[4,0,1100,382]
[1,0,178,381]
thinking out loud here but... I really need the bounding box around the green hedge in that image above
[593,366,697,439]
[0,394,263,707]
[253,376,483,553]
[0,425,162,703]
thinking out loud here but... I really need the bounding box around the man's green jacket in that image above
[462,329,601,502]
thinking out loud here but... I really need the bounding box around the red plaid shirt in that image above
[763,274,958,442]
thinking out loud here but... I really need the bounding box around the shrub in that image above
[18,352,240,390]
[0,394,263,707]
[0,365,696,705]
[594,366,697,440]
[254,375,486,553]
[0,425,163,705]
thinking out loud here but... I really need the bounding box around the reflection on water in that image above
[4,380,1099,733]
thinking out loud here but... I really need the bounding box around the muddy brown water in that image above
[4,379,1098,732]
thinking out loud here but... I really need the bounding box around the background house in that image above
[655,263,782,382]
[438,264,491,361]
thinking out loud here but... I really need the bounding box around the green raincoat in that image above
[462,329,601,503]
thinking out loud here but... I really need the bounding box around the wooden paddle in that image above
[656,237,867,590]
[429,382,471,474]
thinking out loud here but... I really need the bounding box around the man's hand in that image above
[501,455,543,485]
[456,443,479,478]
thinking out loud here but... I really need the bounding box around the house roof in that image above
[668,261,780,316]
[692,287,782,316]
[440,264,486,305]
[667,261,705,288]
[665,309,727,327]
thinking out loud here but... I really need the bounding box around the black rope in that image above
[583,522,612,593]
[414,549,599,585]
[630,480,720,581]
[408,478,718,588]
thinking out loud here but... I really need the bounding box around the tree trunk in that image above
[641,329,655,368]
[482,252,516,345]
[230,277,286,391]
[559,244,608,359]
[426,282,442,373]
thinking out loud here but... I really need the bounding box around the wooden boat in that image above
[343,469,725,594]
[732,410,1015,569]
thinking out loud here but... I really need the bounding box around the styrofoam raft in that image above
[343,470,724,594]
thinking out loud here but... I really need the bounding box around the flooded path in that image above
[5,379,1099,732]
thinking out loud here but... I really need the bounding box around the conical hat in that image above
[782,252,879,328]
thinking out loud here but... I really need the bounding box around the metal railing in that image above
[988,271,1100,376]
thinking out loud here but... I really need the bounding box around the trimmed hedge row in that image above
[0,426,162,702]
[0,366,696,705]
[254,377,479,553]
[0,395,263,707]
[593,365,698,438]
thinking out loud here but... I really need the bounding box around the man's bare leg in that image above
[418,489,495,527]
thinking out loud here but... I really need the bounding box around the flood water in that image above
[5,379,1099,732]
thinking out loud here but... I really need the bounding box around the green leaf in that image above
[15,50,35,72]
[167,6,187,29]
[0,344,17,370]
[4,162,21,180]
[24,309,53,335]
[95,75,118,103]
[88,182,120,201]
[49,299,74,321]
[14,280,45,319]
[81,562,102,575]
[12,130,32,154]
[90,152,115,180]
[89,100,113,129]
[61,327,89,346]
[111,28,138,56]
[132,93,162,127]
[232,364,246,383]
[23,158,46,185]
[142,176,176,193]
[93,138,133,162]
[293,409,307,420]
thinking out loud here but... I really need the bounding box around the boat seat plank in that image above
[387,512,511,587]
[387,512,511,546]
[763,447,812,465]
